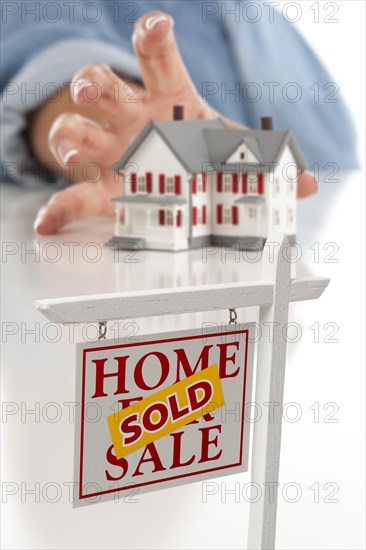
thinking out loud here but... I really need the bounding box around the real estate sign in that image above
[74,325,254,506]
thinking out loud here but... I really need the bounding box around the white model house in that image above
[107,108,307,251]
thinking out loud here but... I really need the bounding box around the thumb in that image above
[34,180,116,235]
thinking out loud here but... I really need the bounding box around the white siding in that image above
[212,172,264,239]
[123,129,188,198]
[226,142,259,164]
[191,173,213,239]
[120,129,190,250]
[267,145,297,235]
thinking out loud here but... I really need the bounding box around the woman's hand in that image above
[34,10,317,235]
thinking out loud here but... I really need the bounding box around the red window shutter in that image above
[202,205,207,224]
[146,172,152,193]
[258,173,264,195]
[232,205,239,225]
[217,173,223,192]
[192,175,197,194]
[159,174,165,194]
[217,204,223,224]
[159,209,165,226]
[174,175,181,195]
[242,173,247,194]
[192,206,197,226]
[202,173,207,192]
[131,173,137,193]
[176,210,182,227]
[233,173,239,193]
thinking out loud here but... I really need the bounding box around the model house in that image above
[107,107,307,251]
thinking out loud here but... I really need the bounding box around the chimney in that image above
[173,105,184,121]
[261,116,273,130]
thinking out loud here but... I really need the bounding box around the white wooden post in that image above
[248,232,291,550]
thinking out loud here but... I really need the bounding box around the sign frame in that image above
[36,232,330,550]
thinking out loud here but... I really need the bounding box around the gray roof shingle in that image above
[114,119,308,174]
[203,128,308,169]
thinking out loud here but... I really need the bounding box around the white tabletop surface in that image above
[1,178,365,549]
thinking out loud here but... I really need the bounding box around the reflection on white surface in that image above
[1,178,365,550]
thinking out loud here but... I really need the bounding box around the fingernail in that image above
[34,211,47,233]
[56,140,79,164]
[73,79,95,101]
[145,14,169,30]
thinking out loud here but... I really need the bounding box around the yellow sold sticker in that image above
[107,363,225,459]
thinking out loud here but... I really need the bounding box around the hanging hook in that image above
[98,321,107,340]
[228,308,237,325]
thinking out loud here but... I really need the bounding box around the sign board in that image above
[74,324,254,506]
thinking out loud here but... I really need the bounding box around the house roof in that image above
[203,129,308,170]
[114,119,227,174]
[114,119,308,174]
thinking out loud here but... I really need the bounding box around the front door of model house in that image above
[245,204,261,236]
[132,208,147,236]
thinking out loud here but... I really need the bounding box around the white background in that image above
[1,1,365,548]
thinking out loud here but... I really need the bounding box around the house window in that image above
[196,208,202,224]
[274,177,280,196]
[158,209,174,226]
[196,174,203,193]
[237,144,246,160]
[166,177,174,194]
[273,208,280,226]
[248,175,257,194]
[288,180,295,195]
[195,174,207,193]
[137,176,146,193]
[166,210,174,226]
[248,207,257,219]
[223,174,232,193]
[287,207,294,224]
[223,206,232,224]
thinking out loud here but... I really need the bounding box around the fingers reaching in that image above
[34,181,117,235]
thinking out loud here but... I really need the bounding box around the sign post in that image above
[248,233,291,549]
[36,232,329,549]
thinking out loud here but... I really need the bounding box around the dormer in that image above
[226,140,259,164]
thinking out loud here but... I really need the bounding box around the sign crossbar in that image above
[35,277,329,325]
